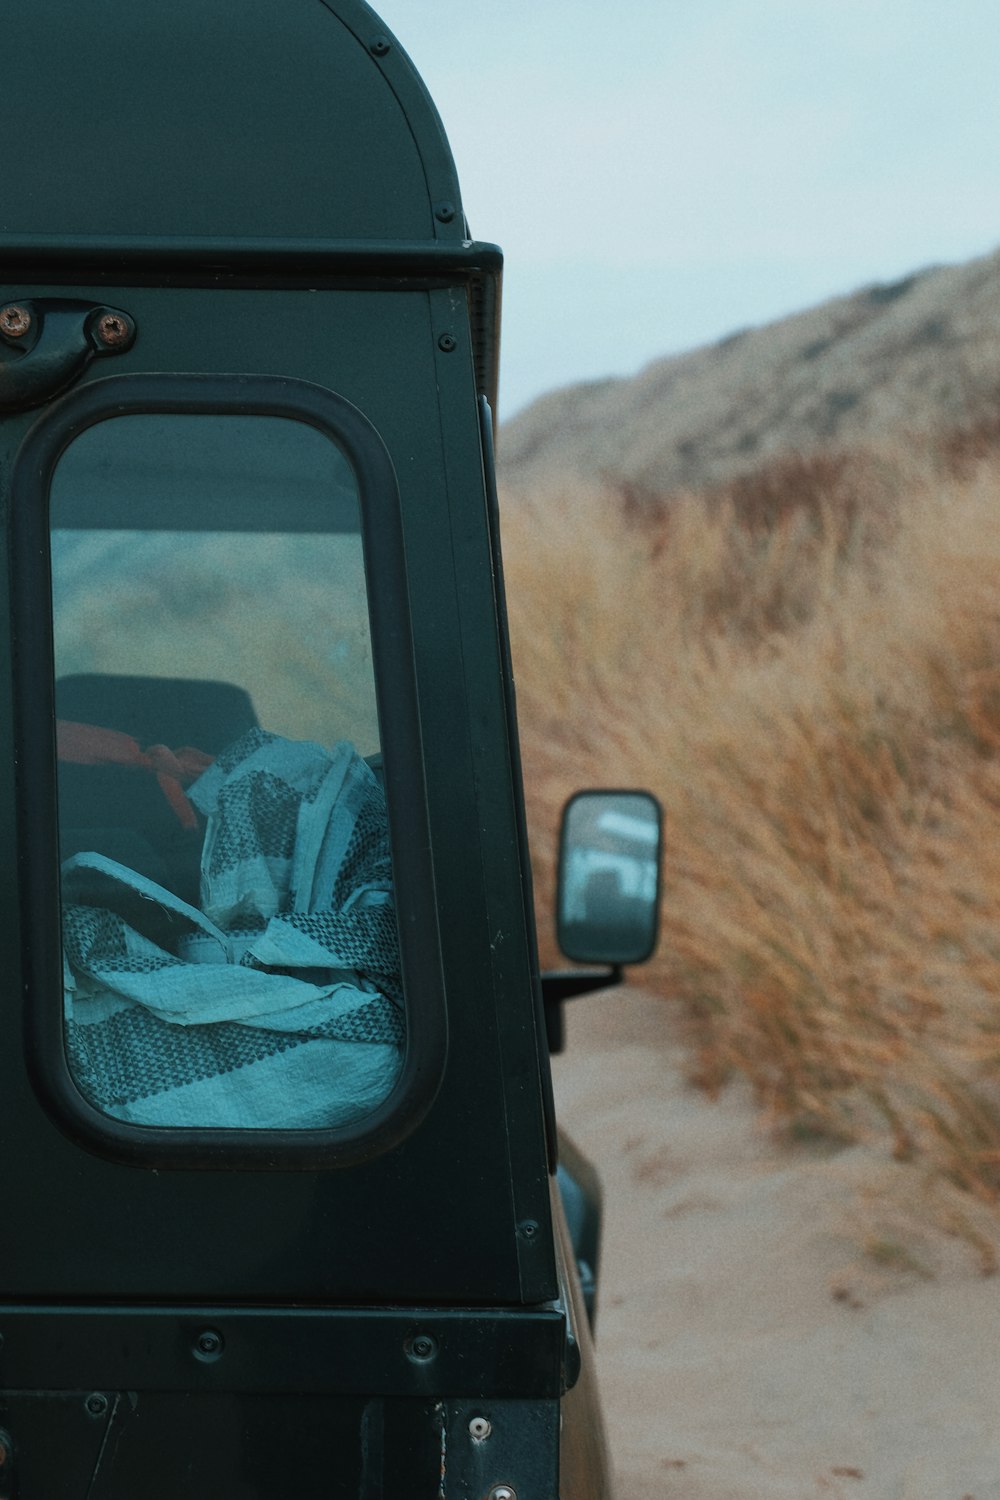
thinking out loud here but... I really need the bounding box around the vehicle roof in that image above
[1,0,463,246]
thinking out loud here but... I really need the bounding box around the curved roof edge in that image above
[1,0,468,247]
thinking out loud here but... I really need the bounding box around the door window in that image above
[48,412,404,1130]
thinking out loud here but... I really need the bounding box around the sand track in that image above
[553,988,1000,1500]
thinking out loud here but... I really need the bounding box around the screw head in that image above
[0,304,32,339]
[85,1392,109,1418]
[370,35,391,56]
[406,1332,438,1363]
[438,333,457,353]
[94,311,134,349]
[193,1328,224,1361]
[469,1416,492,1442]
[517,1219,540,1241]
[488,1488,517,1500]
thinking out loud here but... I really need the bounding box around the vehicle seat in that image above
[56,674,259,906]
[56,673,258,755]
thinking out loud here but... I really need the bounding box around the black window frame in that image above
[9,371,447,1170]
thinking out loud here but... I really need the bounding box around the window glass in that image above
[49,413,404,1131]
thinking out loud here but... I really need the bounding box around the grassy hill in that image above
[499,246,1000,498]
[500,248,1000,1252]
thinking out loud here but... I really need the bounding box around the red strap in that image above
[57,720,146,768]
[56,720,214,831]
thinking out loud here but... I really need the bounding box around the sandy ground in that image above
[552,988,1000,1500]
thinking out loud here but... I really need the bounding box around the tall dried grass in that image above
[504,442,1000,1215]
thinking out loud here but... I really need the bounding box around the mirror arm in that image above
[541,966,623,1006]
[541,966,623,1056]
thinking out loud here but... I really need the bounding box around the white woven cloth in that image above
[63,730,404,1129]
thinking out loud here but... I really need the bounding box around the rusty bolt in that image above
[0,304,32,339]
[95,312,133,349]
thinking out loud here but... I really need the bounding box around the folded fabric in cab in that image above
[62,729,404,1129]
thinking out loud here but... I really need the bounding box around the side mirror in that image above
[556,790,663,966]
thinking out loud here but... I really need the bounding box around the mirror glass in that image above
[557,791,662,965]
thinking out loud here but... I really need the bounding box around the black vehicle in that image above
[0,3,662,1495]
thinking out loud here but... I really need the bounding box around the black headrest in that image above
[55,674,258,755]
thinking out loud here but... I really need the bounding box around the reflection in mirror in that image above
[49,411,404,1132]
[557,791,662,966]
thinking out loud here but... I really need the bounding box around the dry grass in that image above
[504,440,1000,1222]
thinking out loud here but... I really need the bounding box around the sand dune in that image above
[554,988,1000,1500]
[500,245,1000,498]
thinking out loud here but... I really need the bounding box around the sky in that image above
[372,0,1000,418]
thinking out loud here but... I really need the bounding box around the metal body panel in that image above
[1,0,460,245]
[0,282,554,1306]
[0,1392,427,1498]
[552,1178,615,1500]
[0,1306,567,1398]
[0,1391,560,1498]
[0,1,616,1494]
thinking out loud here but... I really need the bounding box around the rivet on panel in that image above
[94,311,135,349]
[193,1328,224,1362]
[406,1332,438,1363]
[0,305,32,339]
